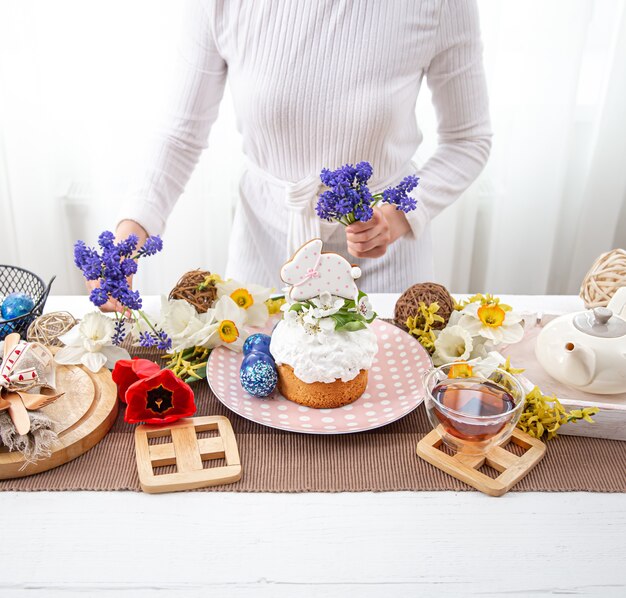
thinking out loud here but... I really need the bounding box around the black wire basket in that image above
[0,266,55,341]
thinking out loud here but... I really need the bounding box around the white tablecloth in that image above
[2,294,625,598]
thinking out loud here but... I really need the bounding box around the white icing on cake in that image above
[270,316,378,384]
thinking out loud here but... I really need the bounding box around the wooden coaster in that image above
[416,427,546,496]
[134,415,242,494]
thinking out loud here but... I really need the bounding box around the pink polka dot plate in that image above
[206,319,432,434]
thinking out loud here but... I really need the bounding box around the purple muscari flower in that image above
[116,234,139,257]
[114,287,142,311]
[381,175,419,213]
[74,241,103,280]
[354,202,374,222]
[402,175,418,191]
[138,329,171,350]
[120,258,138,277]
[316,162,376,223]
[112,318,127,346]
[89,287,109,307]
[355,161,373,184]
[155,330,172,352]
[74,232,165,347]
[138,331,155,348]
[317,161,419,224]
[98,231,116,249]
[137,235,163,257]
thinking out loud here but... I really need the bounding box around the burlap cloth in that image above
[1,343,625,492]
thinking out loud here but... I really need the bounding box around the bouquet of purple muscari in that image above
[73,231,171,351]
[316,161,419,225]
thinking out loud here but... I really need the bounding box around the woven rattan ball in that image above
[580,248,626,308]
[394,282,455,331]
[169,270,218,313]
[26,311,76,347]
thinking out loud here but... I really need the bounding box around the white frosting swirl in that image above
[269,317,378,384]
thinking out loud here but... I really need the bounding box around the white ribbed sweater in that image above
[120,0,492,292]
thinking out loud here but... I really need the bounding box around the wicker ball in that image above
[394,282,455,331]
[26,311,76,347]
[580,248,626,308]
[169,270,218,313]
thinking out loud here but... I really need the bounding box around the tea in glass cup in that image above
[422,364,526,455]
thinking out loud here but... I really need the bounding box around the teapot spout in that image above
[563,342,596,387]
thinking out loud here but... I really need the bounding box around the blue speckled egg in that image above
[243,333,272,356]
[1,292,35,320]
[240,352,278,397]
[242,349,275,369]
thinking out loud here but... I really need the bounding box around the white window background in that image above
[0,0,625,297]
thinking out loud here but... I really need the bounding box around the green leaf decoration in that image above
[336,320,367,332]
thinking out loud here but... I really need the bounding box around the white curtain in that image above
[1,0,625,297]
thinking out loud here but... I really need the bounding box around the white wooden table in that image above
[2,294,625,598]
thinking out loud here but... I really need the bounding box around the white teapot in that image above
[535,288,626,395]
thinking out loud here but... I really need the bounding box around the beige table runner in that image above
[1,361,625,492]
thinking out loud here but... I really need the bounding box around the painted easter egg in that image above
[240,352,277,397]
[243,333,272,356]
[1,292,35,320]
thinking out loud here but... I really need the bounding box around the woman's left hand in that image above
[345,204,411,259]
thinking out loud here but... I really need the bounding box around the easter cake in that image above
[269,239,378,408]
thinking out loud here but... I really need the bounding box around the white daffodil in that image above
[216,279,272,327]
[159,297,211,352]
[192,295,248,351]
[458,302,524,345]
[55,311,130,373]
[310,292,345,318]
[355,295,374,320]
[432,325,474,366]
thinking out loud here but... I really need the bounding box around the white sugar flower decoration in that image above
[159,297,212,352]
[458,302,524,345]
[355,295,374,320]
[432,325,474,366]
[191,295,248,351]
[300,308,334,335]
[55,311,130,373]
[310,292,344,318]
[216,279,272,327]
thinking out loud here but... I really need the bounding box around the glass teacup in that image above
[422,363,526,456]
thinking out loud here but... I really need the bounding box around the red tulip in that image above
[124,368,196,425]
[112,358,160,403]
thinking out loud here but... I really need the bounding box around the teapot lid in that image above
[573,307,626,338]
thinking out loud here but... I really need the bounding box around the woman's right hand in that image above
[85,219,149,313]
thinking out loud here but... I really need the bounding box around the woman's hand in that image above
[345,204,411,259]
[85,220,149,314]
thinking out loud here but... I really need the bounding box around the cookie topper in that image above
[280,239,361,301]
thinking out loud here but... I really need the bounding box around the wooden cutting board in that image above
[0,362,118,479]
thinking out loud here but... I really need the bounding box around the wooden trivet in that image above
[416,427,546,496]
[134,415,242,494]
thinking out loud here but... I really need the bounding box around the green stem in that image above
[135,309,158,334]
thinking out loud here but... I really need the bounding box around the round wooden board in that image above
[0,363,118,480]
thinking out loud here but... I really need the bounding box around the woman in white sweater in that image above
[116,0,491,296]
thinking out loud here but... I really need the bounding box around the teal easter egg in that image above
[1,292,35,320]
